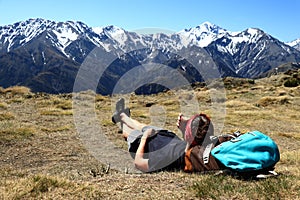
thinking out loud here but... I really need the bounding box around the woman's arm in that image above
[177,113,191,152]
[176,113,188,136]
[134,128,154,172]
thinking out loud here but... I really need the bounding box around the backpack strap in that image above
[202,136,219,164]
[185,132,239,172]
[203,142,214,164]
[203,134,236,164]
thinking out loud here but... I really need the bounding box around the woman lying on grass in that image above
[112,98,224,173]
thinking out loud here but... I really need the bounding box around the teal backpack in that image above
[211,131,280,173]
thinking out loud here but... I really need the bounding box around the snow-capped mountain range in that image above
[0,18,299,94]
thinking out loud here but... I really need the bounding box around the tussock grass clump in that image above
[0,102,8,109]
[284,77,300,87]
[95,94,110,102]
[37,96,72,110]
[290,86,300,96]
[162,100,180,111]
[279,69,300,87]
[100,119,114,127]
[195,90,211,103]
[2,86,31,95]
[225,99,253,108]
[131,109,149,119]
[0,112,15,120]
[31,175,63,194]
[0,127,35,142]
[40,108,73,116]
[191,174,299,200]
[52,97,72,110]
[257,96,290,107]
[280,150,300,166]
[2,175,103,199]
[38,96,73,116]
[55,100,72,110]
[278,132,300,140]
[223,77,255,89]
[41,125,71,133]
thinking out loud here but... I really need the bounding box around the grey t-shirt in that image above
[128,127,186,172]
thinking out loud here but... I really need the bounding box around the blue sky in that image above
[0,0,299,42]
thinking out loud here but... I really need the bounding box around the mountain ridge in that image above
[0,18,300,94]
[2,18,299,54]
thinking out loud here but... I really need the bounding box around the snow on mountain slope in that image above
[214,28,268,55]
[206,27,300,77]
[1,18,300,94]
[0,19,51,51]
[1,19,299,56]
[0,18,299,77]
[0,18,108,56]
[93,25,129,49]
[177,21,229,47]
[0,19,292,57]
[93,25,181,53]
[287,38,300,51]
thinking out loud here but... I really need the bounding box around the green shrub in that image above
[31,175,61,194]
[284,78,299,87]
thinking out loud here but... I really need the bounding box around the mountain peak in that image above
[287,38,300,44]
[287,38,300,50]
[182,21,226,33]
[245,28,265,35]
[196,21,227,34]
[0,19,94,53]
[177,21,229,47]
[231,27,269,44]
[92,25,125,36]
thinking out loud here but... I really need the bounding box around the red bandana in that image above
[184,114,200,144]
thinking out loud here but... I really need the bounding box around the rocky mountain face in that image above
[0,18,299,94]
[287,38,300,51]
[206,28,300,78]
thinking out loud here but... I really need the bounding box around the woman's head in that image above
[184,114,214,145]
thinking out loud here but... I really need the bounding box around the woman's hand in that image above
[177,113,188,134]
[141,128,155,140]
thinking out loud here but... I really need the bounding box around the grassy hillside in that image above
[0,70,299,199]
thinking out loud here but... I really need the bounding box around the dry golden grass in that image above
[257,96,291,107]
[0,102,8,109]
[40,108,73,116]
[2,86,31,95]
[0,174,103,199]
[0,126,35,142]
[0,111,15,120]
[225,99,254,108]
[38,97,73,116]
[0,71,299,199]
[41,125,71,133]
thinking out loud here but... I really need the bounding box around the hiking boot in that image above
[112,98,131,122]
[112,98,125,123]
[116,98,125,114]
[112,107,130,124]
